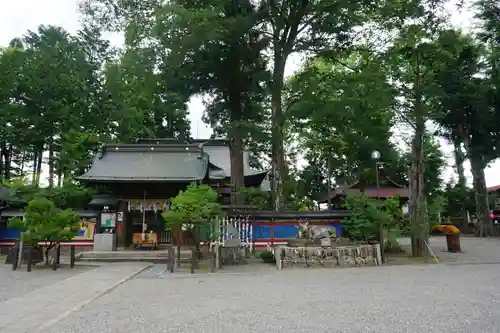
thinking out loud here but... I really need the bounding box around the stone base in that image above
[276,244,382,269]
[93,234,117,251]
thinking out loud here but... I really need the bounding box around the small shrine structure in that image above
[319,177,409,209]
[76,138,270,248]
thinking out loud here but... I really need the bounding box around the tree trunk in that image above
[48,139,54,189]
[453,139,469,232]
[34,149,43,187]
[19,152,26,178]
[409,127,426,256]
[270,56,286,211]
[409,53,427,257]
[0,142,4,178]
[57,169,62,188]
[229,134,245,205]
[469,155,489,237]
[462,134,490,237]
[32,151,38,184]
[227,88,246,206]
[3,146,11,180]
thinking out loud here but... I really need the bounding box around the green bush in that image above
[260,251,276,264]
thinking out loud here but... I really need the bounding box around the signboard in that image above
[101,212,116,228]
[74,219,96,240]
[126,199,171,212]
[117,212,124,222]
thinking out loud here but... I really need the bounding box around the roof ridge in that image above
[102,144,203,153]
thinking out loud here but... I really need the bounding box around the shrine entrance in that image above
[123,198,173,249]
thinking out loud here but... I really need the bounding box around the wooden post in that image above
[168,245,175,273]
[70,245,75,268]
[26,246,32,272]
[56,244,61,265]
[176,244,181,268]
[209,246,215,273]
[166,244,170,271]
[11,241,19,271]
[166,245,171,272]
[190,248,196,274]
[217,244,222,269]
[16,237,24,268]
[52,249,57,271]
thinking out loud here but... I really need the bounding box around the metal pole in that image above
[17,214,25,268]
[375,160,385,264]
[142,189,146,241]
[327,154,332,211]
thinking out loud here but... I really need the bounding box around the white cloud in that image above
[1,0,498,186]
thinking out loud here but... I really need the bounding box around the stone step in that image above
[76,250,192,264]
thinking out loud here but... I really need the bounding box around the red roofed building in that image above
[319,177,409,208]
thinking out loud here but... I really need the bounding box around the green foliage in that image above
[427,194,446,226]
[1,178,94,209]
[47,181,95,209]
[238,187,271,210]
[260,251,276,264]
[0,21,191,188]
[287,54,407,186]
[384,228,404,253]
[162,183,222,244]
[8,197,80,246]
[342,194,402,242]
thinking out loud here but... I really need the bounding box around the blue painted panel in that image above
[333,224,342,238]
[0,228,21,239]
[252,223,342,240]
[273,225,298,239]
[252,225,271,239]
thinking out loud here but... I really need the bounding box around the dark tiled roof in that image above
[78,139,269,183]
[78,144,208,182]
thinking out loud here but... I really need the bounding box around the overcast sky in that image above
[1,0,499,187]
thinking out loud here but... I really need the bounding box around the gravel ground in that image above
[47,261,500,333]
[400,236,500,263]
[0,258,95,302]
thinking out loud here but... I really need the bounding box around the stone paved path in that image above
[0,261,94,303]
[0,263,151,333]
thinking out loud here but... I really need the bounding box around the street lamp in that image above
[371,150,384,264]
[371,150,381,200]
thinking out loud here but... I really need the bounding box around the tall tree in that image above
[261,0,430,210]
[287,53,405,187]
[154,0,269,203]
[382,0,448,255]
[430,29,500,236]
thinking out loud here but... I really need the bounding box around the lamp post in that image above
[371,150,384,263]
[327,153,332,211]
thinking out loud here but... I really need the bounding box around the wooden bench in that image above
[132,232,158,250]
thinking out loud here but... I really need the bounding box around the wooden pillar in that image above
[116,201,127,248]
